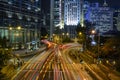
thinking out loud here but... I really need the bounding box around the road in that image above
[12,42,120,80]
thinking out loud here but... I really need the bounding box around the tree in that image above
[62,36,72,43]
[84,20,95,34]
[0,36,12,67]
[0,36,9,48]
[76,21,95,50]
[101,36,120,58]
[76,23,86,34]
[0,48,12,66]
[75,23,86,51]
[0,36,2,48]
[101,34,120,72]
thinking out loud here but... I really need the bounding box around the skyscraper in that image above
[0,0,41,49]
[85,2,113,36]
[50,0,64,40]
[114,8,120,31]
[64,0,84,38]
[50,0,83,39]
[64,0,81,26]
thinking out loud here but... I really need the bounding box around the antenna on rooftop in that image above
[103,0,108,6]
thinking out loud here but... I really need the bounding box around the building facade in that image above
[113,8,120,31]
[64,0,81,26]
[0,0,41,49]
[84,2,113,36]
[50,0,64,40]
[50,0,83,39]
[64,0,83,38]
[50,0,114,40]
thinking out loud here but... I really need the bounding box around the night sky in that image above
[88,0,120,7]
[41,0,120,13]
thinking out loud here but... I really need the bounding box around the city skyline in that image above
[0,1,120,80]
[41,0,120,12]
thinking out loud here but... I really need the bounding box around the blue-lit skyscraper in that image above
[84,1,113,36]
[114,8,120,31]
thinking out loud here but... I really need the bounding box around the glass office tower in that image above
[0,0,41,49]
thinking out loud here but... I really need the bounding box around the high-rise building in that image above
[64,0,81,26]
[113,8,120,31]
[50,0,64,40]
[0,0,41,49]
[50,0,83,39]
[64,0,84,38]
[85,2,113,36]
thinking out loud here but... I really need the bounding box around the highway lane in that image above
[13,44,64,80]
[12,42,94,80]
[41,43,92,80]
[66,45,106,80]
[79,49,120,80]
[12,42,120,80]
[60,44,92,80]
[38,45,65,80]
[12,47,54,80]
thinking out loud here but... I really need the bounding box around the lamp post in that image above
[91,30,95,34]
[91,30,96,45]
[66,33,69,36]
[78,32,82,43]
[62,33,64,39]
[98,30,100,59]
[91,29,100,59]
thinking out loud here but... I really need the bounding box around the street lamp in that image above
[9,27,13,30]
[90,30,96,46]
[91,29,100,59]
[17,26,21,30]
[78,32,84,50]
[79,32,82,35]
[62,33,64,39]
[66,33,69,36]
[98,30,100,59]
[62,33,64,35]
[91,30,96,34]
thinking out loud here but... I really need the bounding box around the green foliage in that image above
[62,37,72,43]
[76,23,86,34]
[0,48,12,66]
[0,36,12,72]
[0,36,9,48]
[76,24,87,48]
[116,59,120,72]
[1,64,16,79]
[101,36,120,57]
[75,21,95,49]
